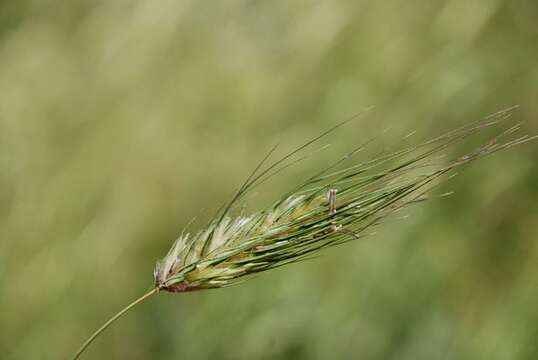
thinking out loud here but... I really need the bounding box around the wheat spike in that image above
[153,106,535,292]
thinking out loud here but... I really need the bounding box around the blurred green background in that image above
[1,1,537,359]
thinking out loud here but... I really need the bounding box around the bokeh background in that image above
[1,1,537,359]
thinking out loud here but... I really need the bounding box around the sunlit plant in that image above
[72,107,535,359]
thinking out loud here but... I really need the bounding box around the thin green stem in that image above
[71,287,159,360]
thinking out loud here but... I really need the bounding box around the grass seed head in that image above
[154,107,536,293]
[72,107,537,360]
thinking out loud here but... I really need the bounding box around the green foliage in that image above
[1,1,537,359]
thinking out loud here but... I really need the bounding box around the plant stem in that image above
[71,287,159,360]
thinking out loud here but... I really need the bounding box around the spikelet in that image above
[154,107,536,293]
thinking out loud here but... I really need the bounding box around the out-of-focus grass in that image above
[0,1,537,359]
